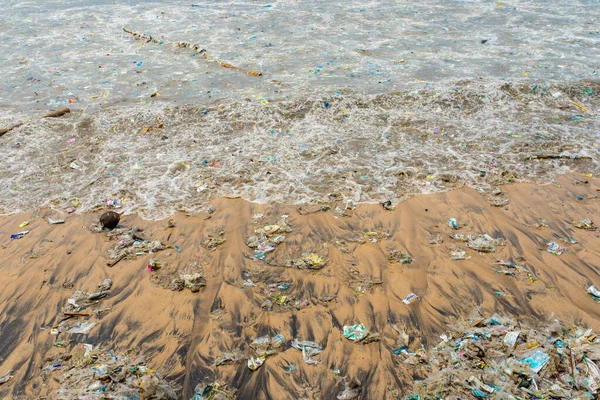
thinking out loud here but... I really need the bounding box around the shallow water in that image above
[1,0,599,218]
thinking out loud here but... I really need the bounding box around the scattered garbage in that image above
[402,293,419,305]
[291,338,323,364]
[99,211,120,230]
[56,278,113,335]
[342,324,380,344]
[546,241,567,256]
[388,250,413,264]
[56,346,176,399]
[10,231,29,239]
[47,218,65,224]
[573,218,597,231]
[407,314,600,398]
[247,334,285,371]
[103,226,166,267]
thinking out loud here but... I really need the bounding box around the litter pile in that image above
[55,278,113,335]
[388,249,414,264]
[148,262,207,293]
[281,252,328,270]
[260,281,309,312]
[98,226,166,267]
[246,214,291,260]
[56,345,177,399]
[191,380,237,399]
[573,218,597,231]
[405,315,600,398]
[203,230,226,251]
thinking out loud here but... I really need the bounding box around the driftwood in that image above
[0,122,23,137]
[40,107,70,119]
[1,107,70,138]
[525,154,592,161]
[123,27,262,77]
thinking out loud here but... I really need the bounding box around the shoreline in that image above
[1,173,600,398]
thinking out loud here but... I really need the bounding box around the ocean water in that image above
[1,0,599,219]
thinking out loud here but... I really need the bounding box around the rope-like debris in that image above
[122,27,263,77]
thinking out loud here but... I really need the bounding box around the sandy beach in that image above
[0,173,599,398]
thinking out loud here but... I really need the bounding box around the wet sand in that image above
[1,174,600,399]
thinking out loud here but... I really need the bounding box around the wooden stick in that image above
[63,311,93,317]
[106,253,126,267]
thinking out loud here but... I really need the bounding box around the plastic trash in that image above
[588,285,600,301]
[66,321,97,334]
[337,378,361,400]
[573,218,596,231]
[402,293,419,305]
[450,249,470,260]
[247,356,265,371]
[10,231,29,239]
[291,339,323,364]
[448,218,459,230]
[343,324,368,342]
[521,350,549,373]
[343,324,380,344]
[504,331,520,351]
[47,218,65,224]
[546,242,567,256]
[0,370,13,385]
